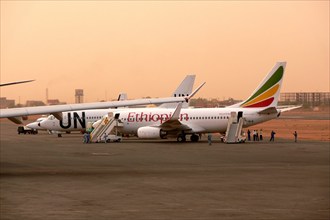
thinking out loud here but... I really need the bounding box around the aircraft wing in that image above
[0,97,189,119]
[157,103,187,130]
[150,103,193,132]
[0,81,205,124]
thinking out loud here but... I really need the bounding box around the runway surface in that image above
[0,120,329,220]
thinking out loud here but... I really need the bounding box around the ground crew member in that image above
[103,133,108,143]
[207,133,212,146]
[293,131,298,142]
[270,130,276,142]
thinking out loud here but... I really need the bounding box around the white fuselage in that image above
[37,107,279,136]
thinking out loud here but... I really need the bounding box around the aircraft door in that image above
[237,111,243,121]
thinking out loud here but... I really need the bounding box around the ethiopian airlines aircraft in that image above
[33,62,298,142]
[113,62,296,142]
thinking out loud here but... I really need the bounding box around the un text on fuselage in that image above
[60,112,86,129]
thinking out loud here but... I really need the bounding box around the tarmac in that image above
[0,120,329,220]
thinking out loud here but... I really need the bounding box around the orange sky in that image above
[1,1,329,104]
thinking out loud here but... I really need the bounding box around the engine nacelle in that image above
[137,127,167,139]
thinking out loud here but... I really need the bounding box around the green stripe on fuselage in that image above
[242,66,283,105]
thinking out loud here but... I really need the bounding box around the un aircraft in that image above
[27,75,197,133]
[32,62,299,142]
[0,80,202,124]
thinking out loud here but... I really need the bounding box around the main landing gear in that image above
[190,134,199,142]
[176,133,200,142]
[177,134,186,142]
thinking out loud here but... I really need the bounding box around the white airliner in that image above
[32,62,299,142]
[27,75,197,132]
[114,62,298,142]
[25,92,129,132]
[0,77,203,124]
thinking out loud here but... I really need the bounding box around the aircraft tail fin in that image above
[115,93,128,109]
[229,62,286,108]
[117,93,128,101]
[159,75,195,108]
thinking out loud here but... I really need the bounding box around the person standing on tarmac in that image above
[86,132,90,143]
[259,129,263,141]
[253,130,257,141]
[207,133,212,146]
[270,130,276,142]
[83,132,88,143]
[103,133,108,143]
[293,131,298,142]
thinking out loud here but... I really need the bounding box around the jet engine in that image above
[137,127,167,139]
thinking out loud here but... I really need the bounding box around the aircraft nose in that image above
[26,122,40,129]
[39,120,48,129]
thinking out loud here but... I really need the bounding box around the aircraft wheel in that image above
[190,134,199,142]
[177,134,186,142]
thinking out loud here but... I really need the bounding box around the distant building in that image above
[75,89,84,103]
[190,98,241,108]
[47,99,66,105]
[280,92,330,106]
[26,100,45,107]
[0,97,15,108]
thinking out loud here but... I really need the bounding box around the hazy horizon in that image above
[1,1,329,104]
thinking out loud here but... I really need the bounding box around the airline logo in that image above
[241,65,284,108]
[127,112,189,123]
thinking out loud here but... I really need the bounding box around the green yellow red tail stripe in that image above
[241,65,284,108]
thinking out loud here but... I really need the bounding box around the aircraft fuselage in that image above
[38,107,279,135]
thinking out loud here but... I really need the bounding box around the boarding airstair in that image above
[225,112,245,144]
[90,112,123,143]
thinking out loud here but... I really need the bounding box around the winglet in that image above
[185,82,206,102]
[169,102,183,121]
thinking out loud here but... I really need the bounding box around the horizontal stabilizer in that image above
[278,105,303,112]
[258,107,278,114]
